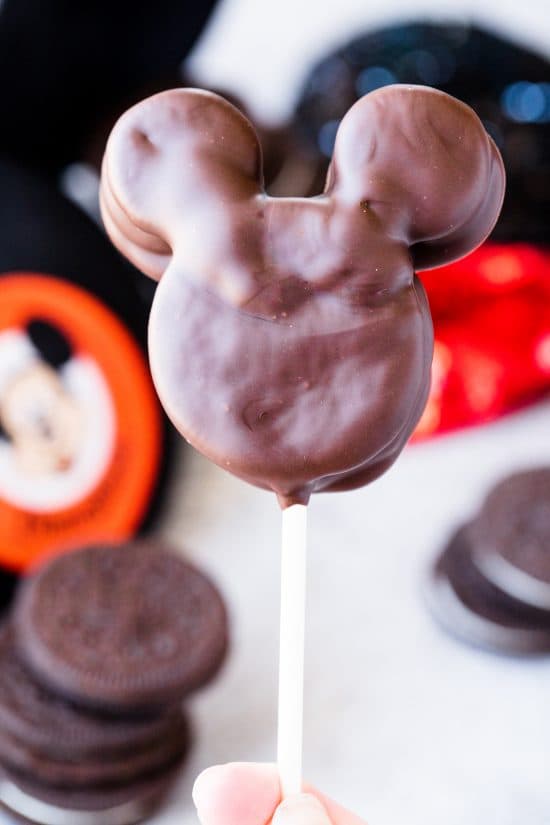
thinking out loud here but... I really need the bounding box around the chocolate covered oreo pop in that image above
[101,85,504,507]
[100,84,504,800]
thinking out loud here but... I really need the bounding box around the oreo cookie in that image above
[426,528,550,655]
[0,625,176,759]
[15,542,228,711]
[0,538,230,821]
[0,719,189,790]
[0,624,190,809]
[0,764,180,824]
[470,468,550,610]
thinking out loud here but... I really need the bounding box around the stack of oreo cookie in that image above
[427,468,550,656]
[0,541,228,824]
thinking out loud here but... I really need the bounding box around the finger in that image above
[193,762,280,825]
[306,788,367,825]
[192,762,367,825]
[272,794,334,825]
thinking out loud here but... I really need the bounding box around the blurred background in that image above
[0,0,549,823]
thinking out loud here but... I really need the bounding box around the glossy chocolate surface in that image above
[101,86,504,506]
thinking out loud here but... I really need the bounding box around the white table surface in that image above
[151,400,550,825]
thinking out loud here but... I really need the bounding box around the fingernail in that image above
[272,794,332,825]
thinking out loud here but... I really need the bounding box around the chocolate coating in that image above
[15,542,228,711]
[100,86,504,506]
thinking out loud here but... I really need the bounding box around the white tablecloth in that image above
[152,399,550,825]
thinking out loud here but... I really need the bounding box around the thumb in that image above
[192,762,367,825]
[272,794,333,825]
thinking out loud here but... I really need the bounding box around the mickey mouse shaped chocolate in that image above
[100,86,505,507]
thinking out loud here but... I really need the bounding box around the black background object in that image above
[0,158,176,610]
[0,0,218,175]
[0,157,153,335]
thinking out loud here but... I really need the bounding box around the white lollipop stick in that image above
[277,503,308,798]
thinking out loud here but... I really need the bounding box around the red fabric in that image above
[413,243,550,439]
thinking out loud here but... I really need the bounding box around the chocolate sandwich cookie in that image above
[0,625,176,759]
[470,468,550,610]
[0,715,189,789]
[426,528,550,655]
[15,542,228,711]
[0,764,180,824]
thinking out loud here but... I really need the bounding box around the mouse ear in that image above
[330,85,505,270]
[100,88,263,280]
[27,319,72,368]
